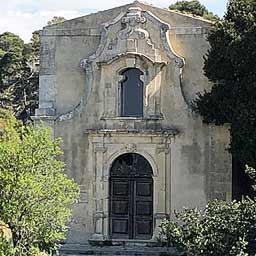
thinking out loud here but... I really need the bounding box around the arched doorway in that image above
[109,153,153,240]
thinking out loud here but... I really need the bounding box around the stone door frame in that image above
[87,129,176,241]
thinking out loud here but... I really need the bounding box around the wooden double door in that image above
[109,153,153,240]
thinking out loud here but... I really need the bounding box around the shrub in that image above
[159,199,256,255]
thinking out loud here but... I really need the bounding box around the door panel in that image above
[135,220,152,235]
[112,219,129,234]
[110,179,130,239]
[113,200,128,215]
[136,182,152,196]
[133,179,153,239]
[136,201,152,216]
[113,181,129,196]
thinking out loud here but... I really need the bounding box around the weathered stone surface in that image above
[59,242,177,255]
[35,0,231,247]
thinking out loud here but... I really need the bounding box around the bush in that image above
[159,199,256,255]
[0,236,15,256]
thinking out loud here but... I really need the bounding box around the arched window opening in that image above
[120,68,144,117]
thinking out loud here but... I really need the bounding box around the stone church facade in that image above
[34,1,231,245]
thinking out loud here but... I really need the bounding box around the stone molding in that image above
[85,128,178,137]
[39,28,100,37]
[154,213,170,219]
[39,27,210,37]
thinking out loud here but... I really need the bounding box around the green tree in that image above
[0,32,39,122]
[193,0,256,170]
[47,16,66,26]
[169,0,219,21]
[0,109,79,255]
[0,17,66,123]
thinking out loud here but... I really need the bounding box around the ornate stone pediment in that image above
[58,6,186,121]
[81,7,184,69]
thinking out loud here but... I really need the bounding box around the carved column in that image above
[152,140,171,240]
[92,144,107,240]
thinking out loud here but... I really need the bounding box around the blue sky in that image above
[0,0,228,42]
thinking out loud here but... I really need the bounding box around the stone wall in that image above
[35,1,232,245]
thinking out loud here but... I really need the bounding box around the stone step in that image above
[58,244,177,256]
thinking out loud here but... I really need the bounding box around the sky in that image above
[0,0,228,43]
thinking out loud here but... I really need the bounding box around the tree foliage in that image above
[0,16,65,123]
[193,0,256,168]
[169,0,219,21]
[159,197,256,255]
[47,16,66,26]
[0,32,38,122]
[160,166,256,255]
[0,109,79,255]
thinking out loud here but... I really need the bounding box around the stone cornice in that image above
[85,128,178,137]
[40,28,101,37]
[40,27,210,37]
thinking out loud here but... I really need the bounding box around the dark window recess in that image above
[121,68,144,117]
[109,153,153,240]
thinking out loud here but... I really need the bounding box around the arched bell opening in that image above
[109,153,153,240]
